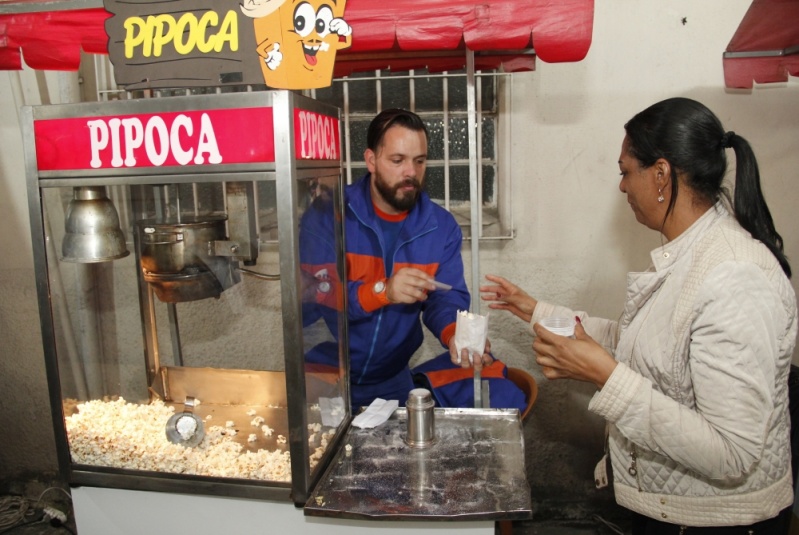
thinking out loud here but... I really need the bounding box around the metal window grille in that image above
[91,57,513,242]
[309,69,513,240]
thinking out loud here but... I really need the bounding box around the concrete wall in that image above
[2,0,798,522]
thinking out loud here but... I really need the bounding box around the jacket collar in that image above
[347,173,436,235]
[620,202,726,332]
[649,201,726,272]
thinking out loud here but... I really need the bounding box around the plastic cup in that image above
[538,316,576,337]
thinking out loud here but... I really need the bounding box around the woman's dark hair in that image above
[366,108,428,152]
[624,97,791,278]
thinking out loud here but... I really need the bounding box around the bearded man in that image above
[341,108,497,407]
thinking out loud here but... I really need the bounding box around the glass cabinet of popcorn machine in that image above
[22,91,349,505]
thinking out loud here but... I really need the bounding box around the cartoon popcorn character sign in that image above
[240,0,352,89]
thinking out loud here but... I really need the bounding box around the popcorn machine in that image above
[22,90,350,506]
[23,90,532,531]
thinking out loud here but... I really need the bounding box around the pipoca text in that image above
[88,114,222,168]
[124,11,238,59]
[296,111,339,160]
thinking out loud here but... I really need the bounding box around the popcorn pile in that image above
[65,398,333,481]
[307,421,336,471]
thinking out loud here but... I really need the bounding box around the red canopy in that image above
[0,0,593,74]
[333,0,594,76]
[0,7,110,70]
[724,0,799,88]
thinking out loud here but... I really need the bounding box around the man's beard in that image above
[373,171,423,212]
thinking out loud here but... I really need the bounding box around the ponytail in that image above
[625,98,791,279]
[727,133,791,278]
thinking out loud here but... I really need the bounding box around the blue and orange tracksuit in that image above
[300,175,527,412]
[300,173,470,407]
[300,174,470,407]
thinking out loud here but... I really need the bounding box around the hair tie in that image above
[721,131,735,149]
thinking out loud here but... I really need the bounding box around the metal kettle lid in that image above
[406,388,434,410]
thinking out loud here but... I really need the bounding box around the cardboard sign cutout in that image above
[242,0,351,89]
[104,0,351,90]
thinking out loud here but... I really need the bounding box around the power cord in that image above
[43,506,68,524]
[36,487,73,533]
[0,486,74,534]
[0,496,34,531]
[592,513,627,535]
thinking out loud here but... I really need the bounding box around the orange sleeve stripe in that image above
[347,257,440,281]
[440,322,457,347]
[393,261,440,277]
[358,280,390,313]
[305,363,341,385]
[300,262,344,311]
[423,361,507,388]
[347,252,385,282]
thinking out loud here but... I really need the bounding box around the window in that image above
[311,69,513,240]
[89,58,513,239]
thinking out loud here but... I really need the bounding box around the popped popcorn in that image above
[251,416,265,427]
[63,398,338,482]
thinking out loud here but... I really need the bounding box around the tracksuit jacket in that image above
[301,173,470,405]
[300,174,527,411]
[302,174,527,411]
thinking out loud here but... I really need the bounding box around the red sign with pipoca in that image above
[33,107,339,171]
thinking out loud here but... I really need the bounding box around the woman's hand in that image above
[480,274,538,323]
[532,320,617,389]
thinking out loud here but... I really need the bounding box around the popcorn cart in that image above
[23,90,531,533]
[23,90,349,506]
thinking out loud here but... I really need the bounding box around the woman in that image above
[482,98,797,533]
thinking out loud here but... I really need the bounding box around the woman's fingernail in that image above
[575,316,582,324]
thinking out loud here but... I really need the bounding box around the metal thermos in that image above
[405,388,436,448]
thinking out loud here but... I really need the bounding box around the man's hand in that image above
[449,338,493,371]
[386,267,436,304]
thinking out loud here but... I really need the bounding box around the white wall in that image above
[477,0,799,513]
[488,0,799,335]
[2,0,798,518]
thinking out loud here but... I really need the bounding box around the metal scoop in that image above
[165,396,205,447]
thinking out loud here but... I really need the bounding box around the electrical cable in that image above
[0,486,74,534]
[0,496,33,531]
[33,486,72,508]
[36,487,72,532]
[591,513,627,535]
[238,267,280,281]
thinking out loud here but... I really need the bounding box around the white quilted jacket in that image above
[532,203,798,526]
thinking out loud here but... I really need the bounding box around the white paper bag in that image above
[453,309,488,363]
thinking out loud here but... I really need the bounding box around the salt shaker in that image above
[405,388,436,448]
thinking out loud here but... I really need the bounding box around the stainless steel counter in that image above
[304,408,532,521]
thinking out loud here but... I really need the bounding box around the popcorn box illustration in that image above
[241,0,352,89]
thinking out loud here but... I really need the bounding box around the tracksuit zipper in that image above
[350,202,436,383]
